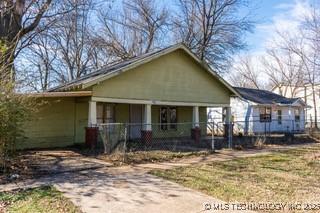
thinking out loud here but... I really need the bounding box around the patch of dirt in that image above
[0,201,10,213]
[0,151,42,184]
[303,151,320,161]
[113,180,129,188]
[0,150,100,185]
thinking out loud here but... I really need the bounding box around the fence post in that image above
[211,122,215,152]
[123,124,128,163]
[228,122,232,149]
[292,119,294,133]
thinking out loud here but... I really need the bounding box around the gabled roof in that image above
[234,87,306,106]
[48,43,239,96]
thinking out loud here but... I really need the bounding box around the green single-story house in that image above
[20,44,238,149]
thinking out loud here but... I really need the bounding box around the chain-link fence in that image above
[304,117,320,139]
[232,118,306,136]
[97,118,313,159]
[98,122,231,155]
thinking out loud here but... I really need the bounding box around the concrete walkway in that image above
[132,142,320,171]
[1,143,319,213]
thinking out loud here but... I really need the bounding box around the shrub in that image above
[0,83,37,174]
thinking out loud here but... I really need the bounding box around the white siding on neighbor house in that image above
[273,85,319,122]
[230,97,252,135]
[250,106,305,133]
[230,97,305,134]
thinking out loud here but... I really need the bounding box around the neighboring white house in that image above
[209,87,307,135]
[272,84,320,125]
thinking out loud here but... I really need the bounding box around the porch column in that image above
[192,106,200,128]
[224,106,232,148]
[191,106,201,143]
[86,101,98,149]
[142,104,152,144]
[143,104,152,130]
[88,101,97,126]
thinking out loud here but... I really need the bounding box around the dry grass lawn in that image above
[151,145,320,207]
[0,186,80,213]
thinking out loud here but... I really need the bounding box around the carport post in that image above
[86,101,98,149]
[88,101,97,127]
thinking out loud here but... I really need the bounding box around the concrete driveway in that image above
[2,165,242,213]
[54,168,229,213]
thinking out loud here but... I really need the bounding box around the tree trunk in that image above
[0,40,16,82]
[312,85,318,129]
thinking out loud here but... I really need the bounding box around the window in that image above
[295,109,300,122]
[277,110,282,124]
[222,108,226,122]
[160,107,177,130]
[169,107,177,129]
[97,103,115,124]
[259,107,271,122]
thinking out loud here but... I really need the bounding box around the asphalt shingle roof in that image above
[234,87,300,105]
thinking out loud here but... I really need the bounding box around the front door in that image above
[130,104,143,139]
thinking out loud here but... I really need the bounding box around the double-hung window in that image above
[160,107,177,130]
[97,103,115,124]
[277,110,282,124]
[294,109,300,122]
[259,107,271,122]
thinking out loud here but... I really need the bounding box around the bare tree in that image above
[94,0,169,60]
[265,5,320,128]
[173,0,253,73]
[229,55,261,89]
[16,0,99,89]
[50,0,97,82]
[261,43,305,97]
[0,0,51,81]
[0,0,75,82]
[16,32,58,92]
[280,7,320,128]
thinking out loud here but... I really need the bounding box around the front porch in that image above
[85,99,232,152]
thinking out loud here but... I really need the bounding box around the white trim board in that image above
[91,97,230,107]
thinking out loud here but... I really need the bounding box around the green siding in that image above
[21,100,208,149]
[92,49,231,104]
[199,107,207,136]
[19,98,76,149]
[115,104,129,123]
[75,98,89,144]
